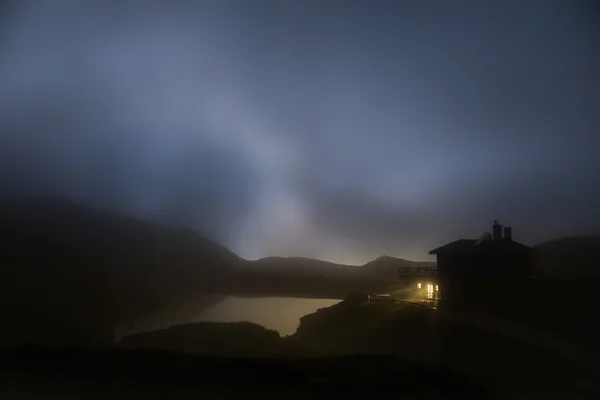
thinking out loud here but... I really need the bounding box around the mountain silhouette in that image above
[533,236,600,278]
[0,197,420,348]
[0,197,241,348]
[248,257,362,278]
[362,255,436,281]
[249,255,435,282]
[7,196,597,350]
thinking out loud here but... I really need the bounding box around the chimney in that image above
[492,220,503,240]
[503,226,512,241]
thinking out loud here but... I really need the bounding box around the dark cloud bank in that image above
[1,0,599,263]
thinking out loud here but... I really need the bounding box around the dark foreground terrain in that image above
[3,199,600,398]
[0,348,485,399]
[117,299,600,398]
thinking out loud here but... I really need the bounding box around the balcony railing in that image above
[398,266,438,278]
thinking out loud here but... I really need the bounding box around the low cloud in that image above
[1,0,599,262]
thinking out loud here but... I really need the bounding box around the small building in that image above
[397,266,440,303]
[414,281,440,302]
[429,221,535,309]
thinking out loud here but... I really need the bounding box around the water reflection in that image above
[195,296,342,336]
[116,296,341,340]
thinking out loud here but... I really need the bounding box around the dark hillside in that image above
[534,236,600,278]
[250,255,435,283]
[0,198,241,348]
[0,349,486,399]
[120,322,287,357]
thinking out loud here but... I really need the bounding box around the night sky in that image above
[1,0,599,264]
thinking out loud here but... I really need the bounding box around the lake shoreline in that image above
[116,295,343,340]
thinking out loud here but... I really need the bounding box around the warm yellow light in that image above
[436,285,439,292]
[417,282,422,289]
[427,284,434,299]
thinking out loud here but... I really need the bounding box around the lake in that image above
[196,296,342,336]
[115,295,341,340]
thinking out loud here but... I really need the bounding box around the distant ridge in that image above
[364,255,436,268]
[361,255,436,281]
[0,197,242,349]
[249,254,436,283]
[533,235,600,278]
[0,196,430,348]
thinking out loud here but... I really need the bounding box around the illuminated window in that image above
[417,282,422,289]
[435,285,439,292]
[427,284,434,299]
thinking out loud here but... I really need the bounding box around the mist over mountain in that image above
[1,197,597,349]
[534,236,600,278]
[0,198,390,347]
[249,255,435,282]
[1,0,599,265]
[0,197,240,348]
[1,1,599,397]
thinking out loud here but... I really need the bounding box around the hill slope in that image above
[0,197,439,347]
[120,321,285,357]
[534,235,600,278]
[0,197,242,348]
[249,255,435,283]
[362,255,436,281]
